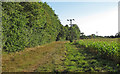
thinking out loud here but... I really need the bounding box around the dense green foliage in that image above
[2,2,80,52]
[56,24,80,42]
[68,24,80,42]
[2,2,29,52]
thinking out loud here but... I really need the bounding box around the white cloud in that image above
[76,7,118,36]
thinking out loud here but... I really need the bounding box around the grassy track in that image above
[2,40,120,72]
[2,41,67,72]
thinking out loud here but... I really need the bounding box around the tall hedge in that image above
[2,2,62,52]
[2,2,80,52]
[2,2,29,52]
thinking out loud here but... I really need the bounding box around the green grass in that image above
[2,41,67,72]
[2,38,120,72]
[62,42,120,72]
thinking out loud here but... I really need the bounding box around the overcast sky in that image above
[43,1,118,36]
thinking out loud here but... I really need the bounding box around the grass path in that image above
[2,41,67,72]
[2,41,120,72]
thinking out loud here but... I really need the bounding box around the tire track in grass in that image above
[35,41,67,72]
[23,41,68,72]
[2,41,67,72]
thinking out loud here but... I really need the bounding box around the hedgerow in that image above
[2,2,80,52]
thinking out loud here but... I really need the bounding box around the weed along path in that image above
[2,41,120,72]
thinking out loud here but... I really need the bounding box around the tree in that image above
[80,32,86,39]
[115,32,120,38]
[68,24,80,42]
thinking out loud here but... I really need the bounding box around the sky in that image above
[43,1,118,36]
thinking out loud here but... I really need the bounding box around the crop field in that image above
[74,38,120,63]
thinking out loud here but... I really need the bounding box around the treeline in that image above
[104,32,120,38]
[57,24,80,42]
[2,2,80,52]
[80,32,120,39]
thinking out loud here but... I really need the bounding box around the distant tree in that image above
[91,34,96,38]
[68,24,80,42]
[115,32,120,38]
[80,32,84,36]
[80,32,85,39]
[56,24,80,42]
[65,25,70,40]
[110,35,114,38]
[56,25,67,41]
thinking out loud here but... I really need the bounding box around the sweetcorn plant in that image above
[75,39,120,59]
